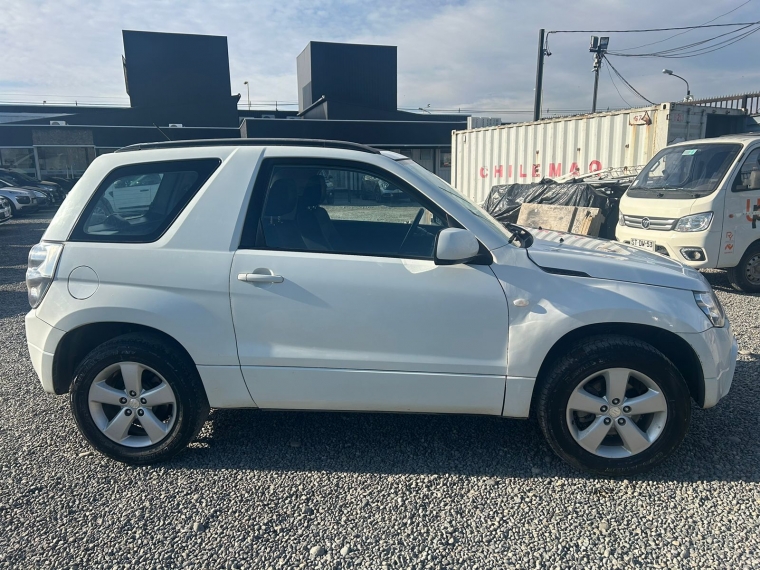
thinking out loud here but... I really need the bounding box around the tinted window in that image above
[244,161,451,259]
[72,159,220,242]
[733,147,760,192]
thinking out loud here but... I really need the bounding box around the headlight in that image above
[16,195,31,204]
[694,290,725,328]
[26,242,63,308]
[618,212,625,226]
[675,212,713,232]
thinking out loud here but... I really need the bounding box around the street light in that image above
[589,36,610,113]
[243,81,251,111]
[662,69,692,101]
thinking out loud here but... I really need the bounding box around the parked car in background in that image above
[25,139,737,476]
[617,134,760,293]
[0,186,39,215]
[1,179,53,207]
[360,174,405,201]
[0,168,64,203]
[0,196,13,224]
[31,189,51,207]
[43,176,77,194]
[0,176,58,205]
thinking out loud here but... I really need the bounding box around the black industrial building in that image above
[0,31,467,182]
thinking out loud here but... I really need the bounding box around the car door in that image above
[719,146,760,266]
[229,157,509,414]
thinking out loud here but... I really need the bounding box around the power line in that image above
[610,24,755,57]
[608,22,760,57]
[615,0,753,52]
[547,21,760,34]
[658,24,760,57]
[603,56,655,105]
[605,63,632,107]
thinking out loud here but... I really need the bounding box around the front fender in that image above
[491,247,710,379]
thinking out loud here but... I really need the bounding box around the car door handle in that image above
[237,269,284,284]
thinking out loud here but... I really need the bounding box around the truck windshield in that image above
[628,143,741,198]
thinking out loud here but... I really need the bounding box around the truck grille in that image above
[622,214,677,231]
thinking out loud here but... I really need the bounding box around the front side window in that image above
[628,143,741,198]
[72,158,220,242]
[245,162,452,259]
[397,158,515,243]
[733,147,760,192]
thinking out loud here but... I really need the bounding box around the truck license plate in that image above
[630,238,656,252]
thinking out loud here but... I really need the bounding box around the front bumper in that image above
[616,225,721,269]
[15,198,39,213]
[679,321,738,408]
[25,312,65,394]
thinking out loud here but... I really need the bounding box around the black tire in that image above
[536,335,691,476]
[726,242,760,294]
[70,333,210,465]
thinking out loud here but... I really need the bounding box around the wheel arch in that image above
[534,322,706,407]
[740,236,760,260]
[52,322,196,395]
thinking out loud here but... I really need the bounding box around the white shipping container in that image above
[451,103,745,204]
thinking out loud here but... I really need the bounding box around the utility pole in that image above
[533,29,547,122]
[243,81,251,111]
[589,36,609,113]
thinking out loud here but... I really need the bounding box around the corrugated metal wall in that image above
[451,103,743,204]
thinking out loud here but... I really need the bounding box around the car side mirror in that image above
[435,228,482,265]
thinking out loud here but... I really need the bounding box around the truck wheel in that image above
[727,242,760,294]
[536,335,691,476]
[70,333,209,465]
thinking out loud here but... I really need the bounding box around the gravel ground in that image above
[0,209,758,570]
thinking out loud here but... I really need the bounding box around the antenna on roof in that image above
[153,123,171,141]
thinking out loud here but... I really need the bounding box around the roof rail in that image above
[115,138,381,154]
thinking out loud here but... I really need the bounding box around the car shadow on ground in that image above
[167,358,760,484]
[701,268,759,296]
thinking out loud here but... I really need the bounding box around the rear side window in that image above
[71,158,221,242]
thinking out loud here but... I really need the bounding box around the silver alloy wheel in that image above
[88,361,177,448]
[566,368,668,459]
[745,253,760,285]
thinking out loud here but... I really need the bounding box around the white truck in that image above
[616,134,760,293]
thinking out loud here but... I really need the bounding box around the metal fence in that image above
[690,92,760,115]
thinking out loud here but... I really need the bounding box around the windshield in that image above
[629,143,741,198]
[396,158,519,244]
[0,170,36,186]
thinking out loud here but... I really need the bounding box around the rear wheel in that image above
[727,242,760,293]
[537,335,691,476]
[70,333,209,464]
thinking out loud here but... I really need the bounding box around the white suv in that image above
[25,140,737,475]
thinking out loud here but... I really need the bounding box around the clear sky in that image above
[3,0,759,119]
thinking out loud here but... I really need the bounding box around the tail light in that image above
[26,242,63,308]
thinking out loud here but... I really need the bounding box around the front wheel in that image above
[537,335,691,476]
[70,333,209,465]
[727,242,760,293]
